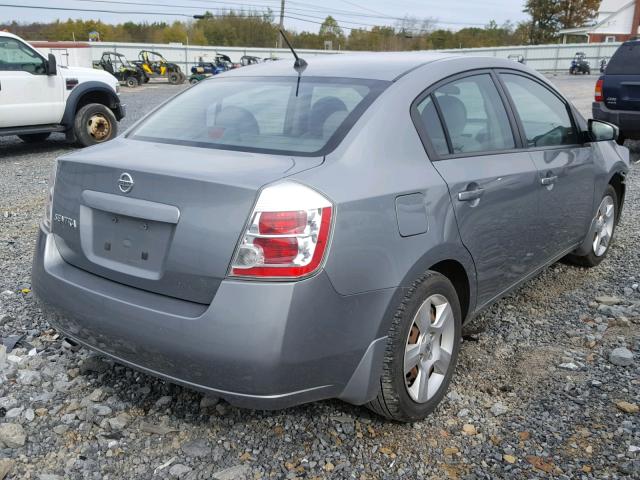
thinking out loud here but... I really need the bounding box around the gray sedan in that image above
[32,52,629,422]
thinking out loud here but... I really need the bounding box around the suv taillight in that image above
[595,78,604,102]
[230,182,333,279]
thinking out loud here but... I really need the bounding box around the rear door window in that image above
[415,95,449,156]
[501,74,578,148]
[131,76,388,156]
[428,74,515,155]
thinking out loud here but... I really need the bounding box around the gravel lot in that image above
[0,76,638,480]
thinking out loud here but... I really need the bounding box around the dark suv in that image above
[593,39,640,144]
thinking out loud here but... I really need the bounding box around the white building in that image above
[559,0,640,43]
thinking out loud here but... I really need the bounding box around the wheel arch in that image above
[608,170,626,222]
[62,82,123,127]
[399,244,477,324]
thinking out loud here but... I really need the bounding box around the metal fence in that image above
[87,40,623,73]
[440,42,622,72]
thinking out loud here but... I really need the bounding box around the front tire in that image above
[168,72,180,85]
[73,103,118,147]
[18,132,51,143]
[366,272,461,422]
[565,185,618,268]
[126,76,138,88]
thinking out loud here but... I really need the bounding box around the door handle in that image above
[540,175,558,186]
[457,188,485,202]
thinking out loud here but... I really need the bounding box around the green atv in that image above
[94,52,147,88]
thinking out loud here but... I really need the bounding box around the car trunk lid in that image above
[51,139,322,304]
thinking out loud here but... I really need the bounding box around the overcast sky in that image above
[1,0,529,32]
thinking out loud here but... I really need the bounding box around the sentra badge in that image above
[53,213,78,229]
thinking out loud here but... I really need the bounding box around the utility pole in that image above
[277,0,285,48]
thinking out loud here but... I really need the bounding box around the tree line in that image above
[1,1,601,50]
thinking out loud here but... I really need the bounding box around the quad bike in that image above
[188,72,212,85]
[134,50,185,84]
[570,52,591,75]
[94,52,147,88]
[240,55,261,66]
[190,54,233,76]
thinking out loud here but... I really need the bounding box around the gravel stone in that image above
[181,439,211,458]
[609,347,634,366]
[17,370,41,385]
[108,413,131,431]
[212,464,251,480]
[0,423,26,448]
[595,295,622,305]
[490,402,509,416]
[0,459,13,480]
[169,464,192,478]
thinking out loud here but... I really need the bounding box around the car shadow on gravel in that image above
[0,136,74,162]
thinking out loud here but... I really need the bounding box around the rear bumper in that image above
[592,102,640,137]
[32,228,398,409]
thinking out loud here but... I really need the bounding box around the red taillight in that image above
[259,211,307,235]
[595,79,604,102]
[253,237,299,264]
[230,182,333,279]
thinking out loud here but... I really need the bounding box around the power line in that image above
[0,3,195,17]
[3,1,484,29]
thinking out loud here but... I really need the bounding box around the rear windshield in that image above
[130,76,389,156]
[606,42,640,75]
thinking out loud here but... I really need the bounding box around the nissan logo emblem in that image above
[118,172,134,193]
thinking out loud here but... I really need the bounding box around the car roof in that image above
[221,51,458,82]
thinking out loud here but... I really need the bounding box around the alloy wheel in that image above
[592,195,615,257]
[404,294,455,403]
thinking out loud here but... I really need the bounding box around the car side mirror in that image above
[46,53,57,76]
[588,119,618,142]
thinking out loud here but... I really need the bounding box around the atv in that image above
[190,62,225,76]
[134,50,185,85]
[188,72,212,85]
[570,52,591,75]
[94,52,147,88]
[191,54,233,76]
[240,55,261,66]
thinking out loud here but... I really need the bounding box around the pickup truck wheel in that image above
[366,272,461,422]
[18,132,51,143]
[74,103,118,147]
[126,76,138,88]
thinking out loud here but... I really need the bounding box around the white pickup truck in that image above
[0,32,125,146]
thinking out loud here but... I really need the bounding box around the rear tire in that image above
[565,185,618,268]
[73,103,118,147]
[18,132,51,143]
[366,272,461,422]
[168,72,180,85]
[126,76,138,88]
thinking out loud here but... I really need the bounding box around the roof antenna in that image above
[279,29,307,96]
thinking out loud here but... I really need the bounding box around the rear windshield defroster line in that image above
[129,76,390,157]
